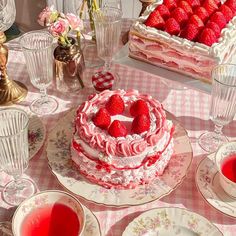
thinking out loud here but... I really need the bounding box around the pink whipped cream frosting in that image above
[74,89,169,157]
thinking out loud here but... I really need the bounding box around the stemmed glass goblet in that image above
[92,6,122,91]
[0,108,36,206]
[199,64,236,153]
[20,30,58,115]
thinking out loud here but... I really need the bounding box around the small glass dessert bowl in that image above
[215,141,236,198]
[12,190,85,236]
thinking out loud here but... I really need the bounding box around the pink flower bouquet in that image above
[38,6,84,47]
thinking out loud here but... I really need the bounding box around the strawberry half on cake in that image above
[129,0,236,83]
[71,89,175,189]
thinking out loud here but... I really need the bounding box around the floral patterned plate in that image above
[47,110,193,207]
[196,154,236,218]
[122,207,223,236]
[29,115,45,159]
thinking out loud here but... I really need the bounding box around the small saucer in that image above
[83,205,102,236]
[195,154,236,218]
[28,115,46,159]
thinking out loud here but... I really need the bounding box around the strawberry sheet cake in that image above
[71,89,174,189]
[129,0,236,83]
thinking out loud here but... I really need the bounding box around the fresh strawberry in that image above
[130,99,149,117]
[214,0,221,7]
[186,0,200,9]
[92,108,111,129]
[210,11,227,29]
[131,114,151,134]
[198,28,217,46]
[225,0,236,13]
[203,0,218,15]
[165,18,181,35]
[194,6,209,23]
[171,7,189,27]
[206,21,221,38]
[156,4,170,20]
[219,5,233,22]
[188,14,204,29]
[163,0,178,11]
[180,23,200,41]
[178,1,193,16]
[145,10,165,29]
[105,94,125,115]
[108,120,127,137]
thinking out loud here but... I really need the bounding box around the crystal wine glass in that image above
[92,7,122,91]
[0,108,36,206]
[101,0,122,9]
[20,30,58,115]
[199,64,236,153]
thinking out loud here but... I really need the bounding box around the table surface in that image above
[1,20,236,236]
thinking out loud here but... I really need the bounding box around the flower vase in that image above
[54,38,85,93]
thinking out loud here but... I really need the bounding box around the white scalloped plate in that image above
[47,110,192,207]
[196,154,236,218]
[122,207,223,236]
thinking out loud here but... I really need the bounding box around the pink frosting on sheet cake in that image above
[71,89,174,189]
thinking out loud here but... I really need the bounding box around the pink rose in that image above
[66,13,84,31]
[49,18,69,37]
[38,6,57,26]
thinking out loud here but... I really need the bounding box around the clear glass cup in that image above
[20,30,58,115]
[199,64,236,152]
[92,7,122,91]
[0,0,16,32]
[0,108,36,206]
[101,0,122,9]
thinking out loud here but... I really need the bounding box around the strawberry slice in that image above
[203,0,218,15]
[206,21,221,38]
[131,114,151,134]
[108,120,127,137]
[198,28,217,46]
[210,11,227,29]
[171,7,189,27]
[186,0,200,9]
[194,6,209,23]
[165,18,181,35]
[188,14,204,29]
[145,10,165,30]
[225,0,236,13]
[180,23,200,41]
[163,0,178,11]
[156,4,170,20]
[105,94,125,115]
[219,5,233,22]
[92,108,111,130]
[178,1,193,16]
[130,99,149,117]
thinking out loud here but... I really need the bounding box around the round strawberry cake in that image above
[71,89,175,189]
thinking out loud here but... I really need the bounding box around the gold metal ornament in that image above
[0,32,27,105]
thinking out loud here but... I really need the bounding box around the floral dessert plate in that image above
[122,207,223,236]
[47,110,193,207]
[29,115,45,159]
[196,154,236,218]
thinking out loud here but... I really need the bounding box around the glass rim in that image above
[0,108,29,138]
[212,64,236,88]
[93,7,123,23]
[19,30,53,51]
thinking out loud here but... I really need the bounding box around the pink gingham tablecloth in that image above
[0,20,236,235]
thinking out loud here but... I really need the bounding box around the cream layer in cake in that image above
[71,89,174,189]
[129,0,236,83]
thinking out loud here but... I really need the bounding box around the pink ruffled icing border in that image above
[74,89,170,157]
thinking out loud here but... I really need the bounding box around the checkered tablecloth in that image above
[1,20,236,235]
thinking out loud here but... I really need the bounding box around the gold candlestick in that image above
[0,32,27,105]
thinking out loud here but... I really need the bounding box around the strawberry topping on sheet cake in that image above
[129,0,236,83]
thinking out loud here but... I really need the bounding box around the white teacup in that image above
[12,190,85,236]
[215,141,236,198]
